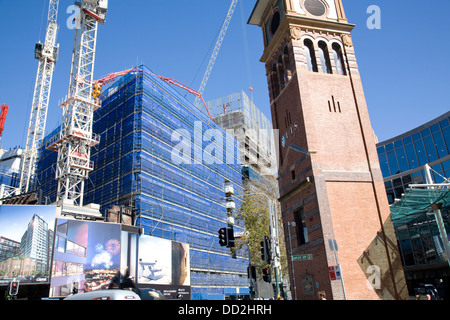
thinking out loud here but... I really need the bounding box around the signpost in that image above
[292,254,313,262]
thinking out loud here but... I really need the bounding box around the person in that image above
[436,279,446,300]
[317,291,326,300]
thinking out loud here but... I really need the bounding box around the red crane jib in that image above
[0,104,9,137]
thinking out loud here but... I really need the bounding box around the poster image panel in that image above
[134,234,190,299]
[50,219,122,297]
[0,205,57,286]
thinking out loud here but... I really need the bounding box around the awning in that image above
[390,187,450,226]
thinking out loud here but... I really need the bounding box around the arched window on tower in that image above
[271,63,280,98]
[283,46,292,82]
[318,41,332,74]
[278,55,286,89]
[303,39,318,73]
[332,43,346,75]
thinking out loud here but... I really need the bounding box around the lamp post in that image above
[287,221,297,300]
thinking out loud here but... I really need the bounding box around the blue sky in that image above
[0,0,449,152]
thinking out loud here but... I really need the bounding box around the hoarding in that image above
[122,233,191,299]
[0,205,57,286]
[50,219,122,297]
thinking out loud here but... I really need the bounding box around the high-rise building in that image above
[207,90,277,178]
[36,66,248,299]
[20,214,50,275]
[248,0,408,300]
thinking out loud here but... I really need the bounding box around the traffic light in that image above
[262,268,271,283]
[260,236,272,264]
[9,280,19,296]
[218,227,228,247]
[218,227,235,248]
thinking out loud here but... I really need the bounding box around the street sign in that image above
[292,254,313,261]
[329,266,336,280]
[328,265,342,280]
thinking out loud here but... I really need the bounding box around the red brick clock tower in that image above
[249,0,408,300]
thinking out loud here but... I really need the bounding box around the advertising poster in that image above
[49,219,121,297]
[0,205,57,286]
[132,234,190,299]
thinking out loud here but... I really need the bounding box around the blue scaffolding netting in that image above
[36,65,249,295]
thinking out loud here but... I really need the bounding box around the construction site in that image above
[0,0,284,300]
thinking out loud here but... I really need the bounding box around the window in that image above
[283,46,292,82]
[270,11,281,36]
[318,41,332,74]
[278,55,286,89]
[332,43,346,75]
[294,207,308,246]
[303,39,318,72]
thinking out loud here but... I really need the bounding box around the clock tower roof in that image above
[248,0,348,26]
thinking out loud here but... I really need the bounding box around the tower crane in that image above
[194,0,238,110]
[47,0,108,206]
[19,0,60,194]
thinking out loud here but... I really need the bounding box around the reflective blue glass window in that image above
[431,123,440,133]
[405,143,418,169]
[433,131,448,158]
[394,139,403,148]
[412,132,421,142]
[414,140,428,165]
[378,152,390,177]
[421,128,431,137]
[377,146,385,155]
[423,135,438,162]
[442,127,450,149]
[443,160,450,171]
[387,149,399,175]
[412,171,424,184]
[396,147,409,172]
[440,118,449,129]
[403,136,412,145]
[385,143,394,152]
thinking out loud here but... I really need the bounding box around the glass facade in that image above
[36,66,248,298]
[377,112,450,204]
[377,112,450,272]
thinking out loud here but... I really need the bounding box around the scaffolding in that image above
[207,91,277,177]
[36,65,249,296]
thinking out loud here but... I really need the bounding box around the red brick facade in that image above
[249,0,408,300]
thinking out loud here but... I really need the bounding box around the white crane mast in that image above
[47,0,108,206]
[194,0,238,109]
[19,0,59,194]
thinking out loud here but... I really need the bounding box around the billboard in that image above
[0,205,57,286]
[50,219,122,297]
[49,219,190,299]
[122,233,191,299]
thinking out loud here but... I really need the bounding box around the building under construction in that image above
[207,91,277,178]
[35,66,249,299]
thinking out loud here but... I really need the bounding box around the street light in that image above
[287,221,297,300]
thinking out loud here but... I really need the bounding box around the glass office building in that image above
[377,112,450,204]
[36,66,249,299]
[377,112,450,292]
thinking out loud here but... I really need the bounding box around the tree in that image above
[234,176,288,282]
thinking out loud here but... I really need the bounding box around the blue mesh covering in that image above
[36,65,248,296]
